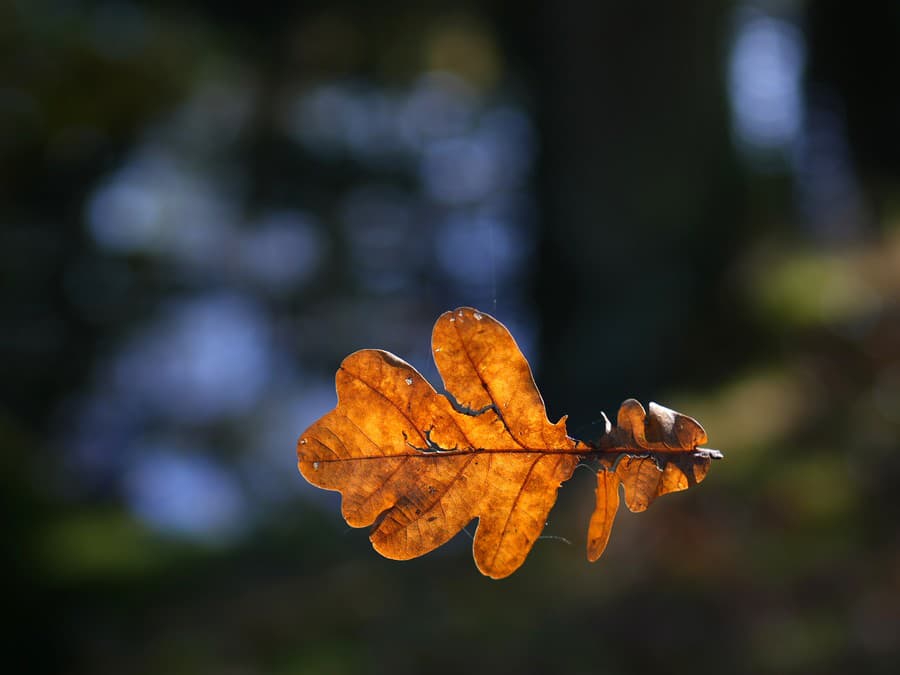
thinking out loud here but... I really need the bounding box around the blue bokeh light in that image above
[111,294,271,424]
[86,146,237,256]
[728,9,806,162]
[236,210,326,293]
[122,442,247,540]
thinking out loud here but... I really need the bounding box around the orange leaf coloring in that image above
[297,307,722,578]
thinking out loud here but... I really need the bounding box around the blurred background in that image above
[3,0,899,673]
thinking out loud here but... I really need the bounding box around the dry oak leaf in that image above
[297,307,722,579]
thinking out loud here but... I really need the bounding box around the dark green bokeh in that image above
[3,1,899,673]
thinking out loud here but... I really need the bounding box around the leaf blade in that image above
[587,470,620,562]
[298,308,578,578]
[298,308,721,577]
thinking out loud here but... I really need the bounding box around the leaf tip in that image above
[696,447,724,460]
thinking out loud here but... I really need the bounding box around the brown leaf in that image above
[297,307,722,578]
[298,308,578,579]
[595,399,719,514]
[587,470,619,562]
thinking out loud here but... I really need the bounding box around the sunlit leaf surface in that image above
[298,308,721,578]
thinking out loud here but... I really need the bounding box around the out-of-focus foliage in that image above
[3,0,899,673]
